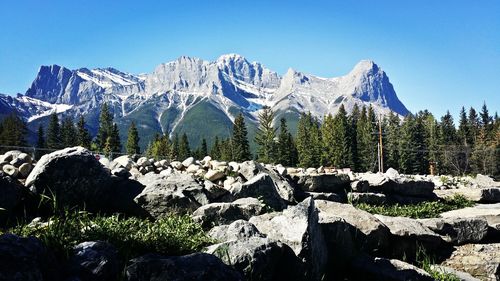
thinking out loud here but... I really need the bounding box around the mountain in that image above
[0,54,409,150]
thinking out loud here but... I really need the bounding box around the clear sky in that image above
[0,0,498,118]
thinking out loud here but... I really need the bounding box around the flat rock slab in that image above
[418,217,489,245]
[349,254,433,281]
[441,243,500,281]
[292,174,350,193]
[435,188,500,203]
[440,203,500,230]
[192,198,266,229]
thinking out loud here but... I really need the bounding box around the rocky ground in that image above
[1,146,499,281]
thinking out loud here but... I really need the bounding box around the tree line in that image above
[1,102,498,177]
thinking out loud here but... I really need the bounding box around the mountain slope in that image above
[0,54,409,150]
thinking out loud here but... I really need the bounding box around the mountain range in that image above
[0,54,409,150]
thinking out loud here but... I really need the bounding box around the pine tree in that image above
[170,134,179,160]
[126,122,140,155]
[457,107,469,146]
[210,136,221,160]
[468,107,480,146]
[46,113,61,149]
[384,111,401,170]
[220,138,233,161]
[232,113,251,162]
[470,128,495,175]
[439,111,458,174]
[398,114,419,174]
[277,118,298,166]
[480,102,493,137]
[76,115,91,148]
[107,123,121,156]
[349,104,361,171]
[321,105,352,168]
[146,134,170,160]
[200,138,208,158]
[96,103,113,150]
[0,113,28,147]
[37,125,45,148]
[296,112,322,167]
[61,116,77,147]
[357,106,378,172]
[178,133,191,160]
[254,106,277,163]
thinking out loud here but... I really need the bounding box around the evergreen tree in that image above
[321,105,352,168]
[146,134,170,160]
[200,138,208,157]
[457,107,469,146]
[468,107,480,146]
[480,102,493,137]
[356,106,378,172]
[470,128,495,175]
[398,114,419,174]
[96,103,113,150]
[178,133,191,160]
[349,104,361,171]
[170,134,179,160]
[255,106,277,163]
[277,118,297,166]
[76,116,91,148]
[439,111,458,174]
[384,111,401,170]
[232,113,251,162]
[107,123,121,156]
[37,125,45,148]
[210,136,221,159]
[126,122,140,155]
[61,116,77,147]
[220,138,233,161]
[296,112,322,167]
[0,113,28,148]
[46,113,61,149]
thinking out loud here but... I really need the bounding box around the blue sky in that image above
[0,0,498,118]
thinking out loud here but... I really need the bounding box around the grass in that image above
[3,211,213,261]
[354,195,474,219]
[416,245,461,281]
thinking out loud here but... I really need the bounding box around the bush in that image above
[5,211,213,260]
[354,195,474,219]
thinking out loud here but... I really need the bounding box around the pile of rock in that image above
[0,150,34,179]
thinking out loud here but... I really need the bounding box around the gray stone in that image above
[0,150,22,163]
[441,243,500,281]
[25,147,112,211]
[306,191,346,202]
[230,173,286,211]
[113,155,135,170]
[204,180,228,201]
[125,253,243,281]
[170,161,183,170]
[384,167,400,180]
[0,233,59,281]
[348,192,387,205]
[351,180,369,192]
[2,164,18,178]
[208,220,264,242]
[292,173,350,193]
[475,174,500,188]
[430,265,481,281]
[350,254,433,281]
[18,162,32,178]
[205,169,225,181]
[418,217,489,245]
[134,173,208,218]
[440,203,500,230]
[192,198,266,229]
[206,237,305,281]
[136,157,151,168]
[435,188,500,203]
[182,157,195,168]
[316,200,390,255]
[67,241,120,281]
[249,198,328,281]
[0,173,25,220]
[111,167,131,178]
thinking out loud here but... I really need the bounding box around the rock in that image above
[351,180,369,192]
[374,215,446,261]
[159,167,173,176]
[292,173,350,193]
[475,174,500,188]
[249,198,327,281]
[26,147,112,211]
[316,200,390,256]
[441,243,500,281]
[306,191,346,203]
[201,156,212,166]
[435,188,500,203]
[430,265,481,281]
[134,173,208,218]
[359,172,436,199]
[230,173,286,211]
[136,157,151,168]
[385,167,399,180]
[113,155,135,170]
[418,217,489,245]
[348,192,387,205]
[170,161,183,170]
[192,198,266,229]
[205,169,225,182]
[125,253,243,281]
[208,220,264,242]
[18,162,32,178]
[186,164,200,174]
[98,157,110,168]
[2,164,18,177]
[111,167,131,178]
[105,177,148,217]
[228,161,239,172]
[0,150,21,163]
[0,173,26,221]
[238,161,297,204]
[349,254,433,281]
[306,167,316,174]
[182,157,195,168]
[67,241,120,281]
[204,180,228,201]
[0,233,59,281]
[211,160,228,171]
[440,203,500,230]
[206,237,305,281]
[275,165,287,176]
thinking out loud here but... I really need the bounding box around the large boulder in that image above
[435,188,500,203]
[238,161,298,204]
[316,200,391,256]
[348,192,387,205]
[25,147,112,210]
[206,237,305,281]
[249,197,327,281]
[192,198,266,229]
[441,243,500,281]
[0,233,60,281]
[66,241,120,281]
[440,203,500,231]
[374,215,447,261]
[134,173,208,218]
[125,253,243,281]
[359,173,436,199]
[349,254,433,281]
[0,173,27,221]
[291,173,350,193]
[229,173,286,211]
[208,220,265,242]
[418,217,489,245]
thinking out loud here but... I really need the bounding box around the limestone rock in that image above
[2,164,18,178]
[67,241,120,281]
[440,203,500,230]
[418,217,489,245]
[205,169,225,182]
[113,155,135,169]
[208,220,264,242]
[18,162,32,178]
[292,173,350,193]
[441,243,500,281]
[192,198,266,229]
[348,192,387,205]
[350,254,433,281]
[182,157,195,168]
[230,173,286,211]
[435,188,500,203]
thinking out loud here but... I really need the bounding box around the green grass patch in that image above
[354,195,474,219]
[4,211,213,260]
[416,245,461,281]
